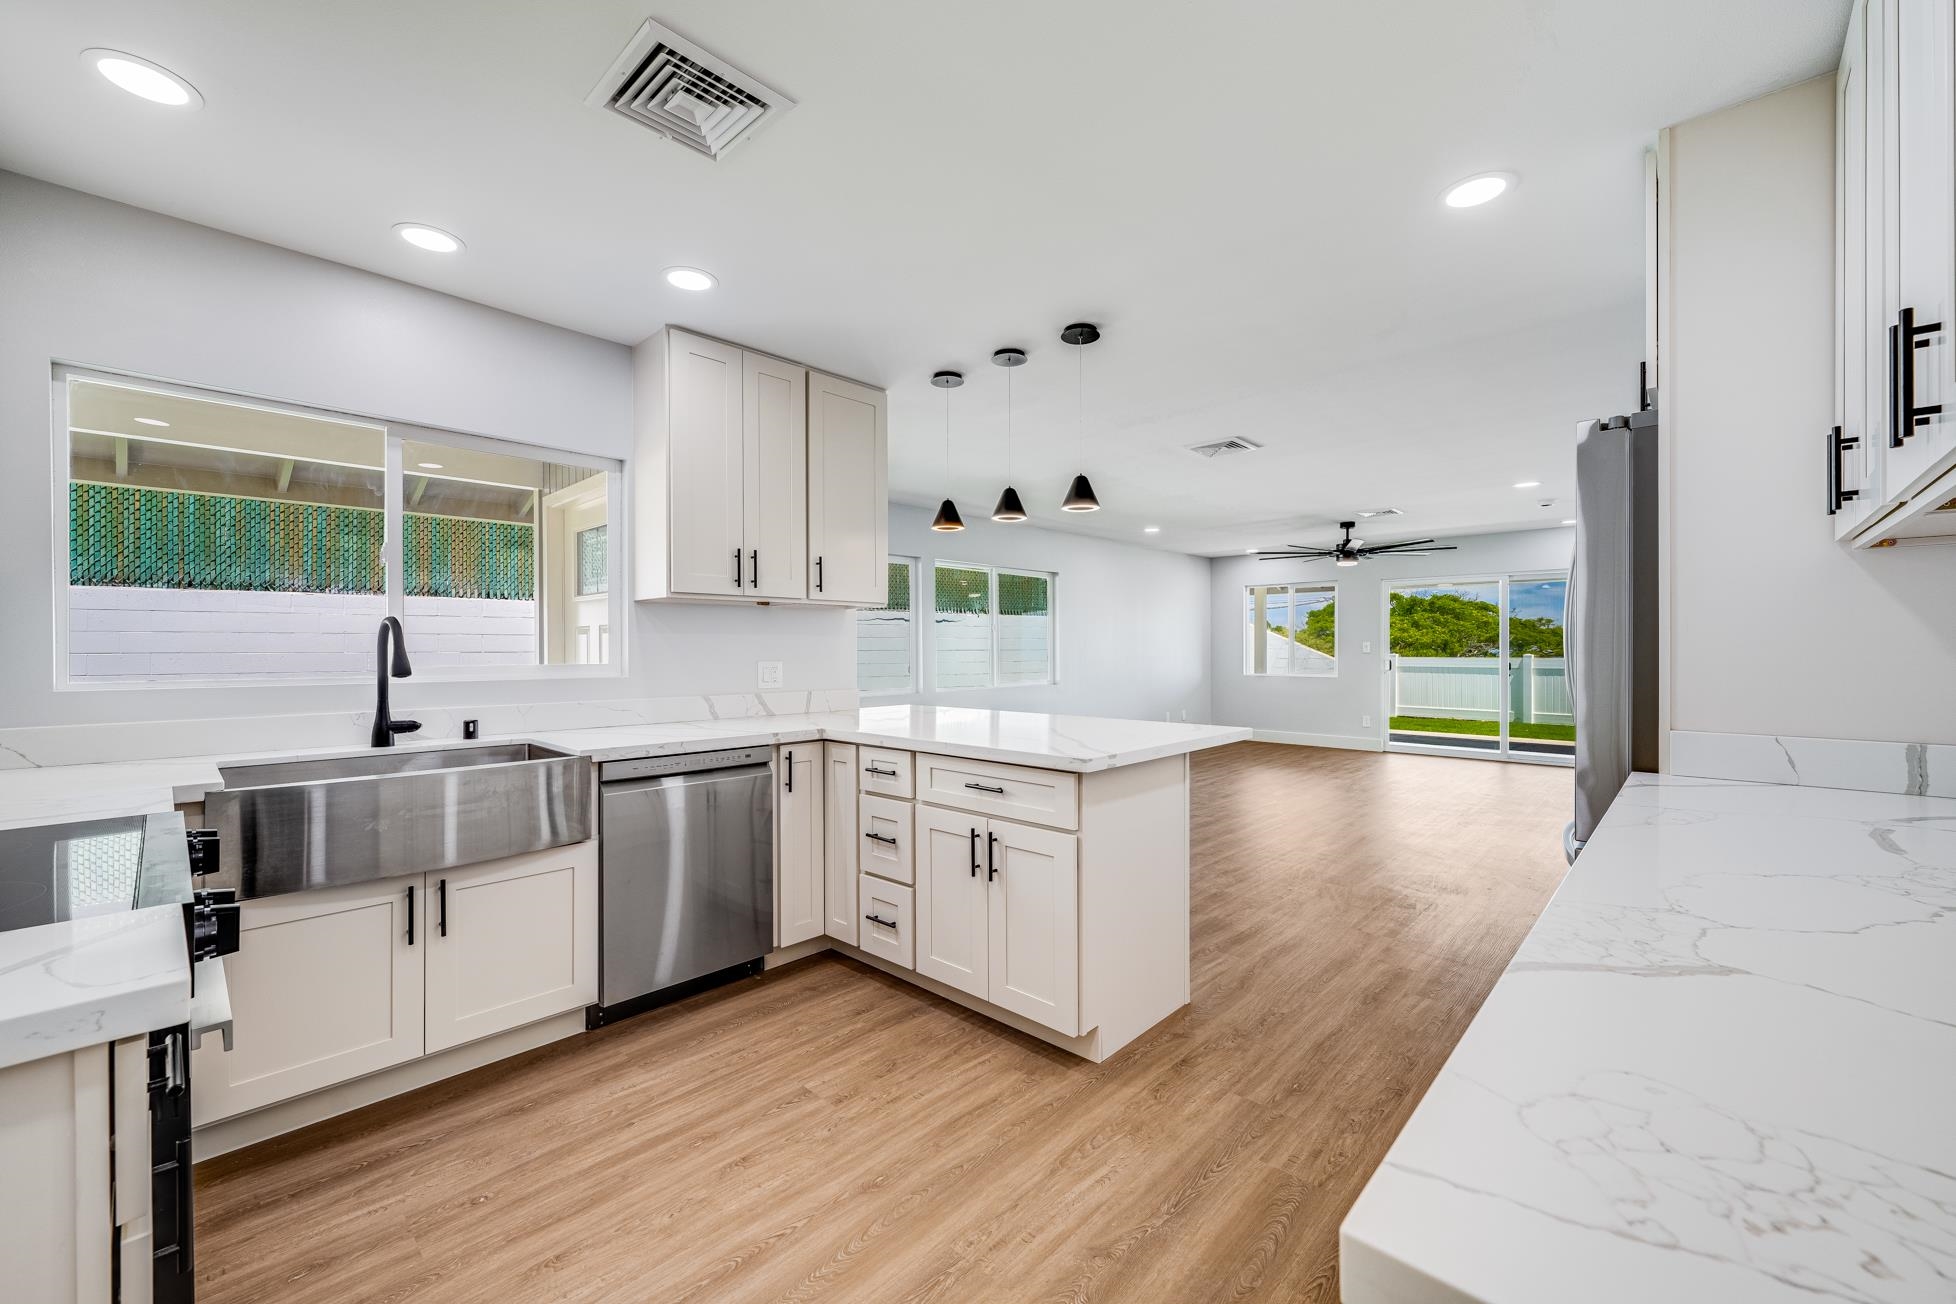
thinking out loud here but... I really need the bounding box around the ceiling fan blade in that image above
[1257,549,1334,559]
[1360,545,1458,557]
[1362,538,1441,552]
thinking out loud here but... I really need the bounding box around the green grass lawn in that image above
[1389,716,1576,743]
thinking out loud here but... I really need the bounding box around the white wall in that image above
[1208,527,1575,748]
[0,172,854,732]
[875,504,1212,722]
[1663,79,1956,746]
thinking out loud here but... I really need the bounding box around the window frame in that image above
[1243,580,1338,678]
[51,366,628,691]
[930,559,1058,692]
[857,555,920,697]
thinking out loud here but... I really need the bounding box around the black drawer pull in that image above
[866,765,899,777]
[964,782,1006,795]
[969,827,980,877]
[864,831,898,845]
[438,878,447,938]
[406,883,415,946]
[733,548,743,588]
[864,913,898,929]
[1892,307,1944,446]
[1827,425,1861,515]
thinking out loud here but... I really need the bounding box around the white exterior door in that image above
[742,352,808,599]
[986,818,1080,1035]
[914,805,988,999]
[822,743,859,945]
[192,876,423,1124]
[1888,0,1955,492]
[667,331,746,596]
[423,843,598,1054]
[805,371,887,605]
[774,745,824,947]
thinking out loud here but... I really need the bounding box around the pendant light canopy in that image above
[992,347,1028,522]
[930,369,966,531]
[1059,322,1102,512]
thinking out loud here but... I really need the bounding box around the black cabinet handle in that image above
[964,782,1006,795]
[438,878,447,938]
[815,556,824,592]
[733,548,744,588]
[864,913,898,929]
[987,831,998,881]
[1893,307,1944,446]
[751,549,758,587]
[406,883,415,946]
[866,764,898,777]
[969,828,980,877]
[864,831,898,845]
[784,751,793,793]
[1827,425,1862,515]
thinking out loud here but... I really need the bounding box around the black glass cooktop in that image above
[0,812,191,935]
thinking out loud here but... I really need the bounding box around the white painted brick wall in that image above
[67,587,537,681]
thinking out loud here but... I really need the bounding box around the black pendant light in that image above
[1060,322,1102,511]
[991,347,1028,522]
[930,370,965,531]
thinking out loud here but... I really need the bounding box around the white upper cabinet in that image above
[1836,0,1956,544]
[634,329,887,604]
[806,371,888,605]
[743,352,808,600]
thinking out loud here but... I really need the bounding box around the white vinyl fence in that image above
[856,608,914,693]
[934,612,1053,689]
[1392,655,1571,725]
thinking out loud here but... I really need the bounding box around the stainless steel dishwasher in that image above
[589,746,773,1026]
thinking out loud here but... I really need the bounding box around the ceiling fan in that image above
[1255,520,1459,568]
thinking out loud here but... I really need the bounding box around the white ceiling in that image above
[0,0,1849,556]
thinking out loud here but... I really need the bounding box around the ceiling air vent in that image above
[586,20,795,161]
[1187,437,1263,459]
[1356,507,1403,518]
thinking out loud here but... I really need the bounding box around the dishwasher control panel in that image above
[598,746,774,784]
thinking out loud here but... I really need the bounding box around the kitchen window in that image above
[933,562,1054,690]
[1245,583,1336,676]
[856,557,917,694]
[56,370,624,685]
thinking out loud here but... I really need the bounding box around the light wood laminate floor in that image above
[196,743,1571,1303]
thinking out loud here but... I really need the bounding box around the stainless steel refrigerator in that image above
[1566,403,1660,861]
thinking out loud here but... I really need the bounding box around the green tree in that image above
[1507,615,1565,657]
[1298,601,1335,656]
[1388,591,1565,657]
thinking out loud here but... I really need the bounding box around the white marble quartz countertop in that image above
[0,758,225,831]
[0,905,191,1071]
[528,705,1249,772]
[1340,773,1956,1304]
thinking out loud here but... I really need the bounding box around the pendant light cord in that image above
[1006,363,1014,482]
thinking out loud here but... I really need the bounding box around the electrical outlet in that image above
[757,661,784,690]
[1362,714,1373,728]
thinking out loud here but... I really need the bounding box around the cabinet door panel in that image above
[424,844,597,1054]
[192,878,422,1124]
[823,744,859,945]
[806,372,887,605]
[858,792,914,885]
[668,331,746,596]
[987,819,1080,1035]
[743,353,808,599]
[913,805,988,998]
[1889,0,1956,491]
[775,746,824,947]
[1838,3,1877,538]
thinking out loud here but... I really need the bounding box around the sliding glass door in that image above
[1383,571,1573,764]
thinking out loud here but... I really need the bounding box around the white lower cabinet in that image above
[858,793,914,884]
[775,744,824,947]
[914,805,1079,1034]
[192,876,423,1124]
[424,844,598,1055]
[193,843,597,1126]
[857,875,914,970]
[822,743,859,946]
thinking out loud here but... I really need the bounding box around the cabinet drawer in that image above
[858,793,914,885]
[917,754,1080,831]
[858,746,914,798]
[858,875,914,970]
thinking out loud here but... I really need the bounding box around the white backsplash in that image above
[0,689,860,769]
[1669,729,1956,799]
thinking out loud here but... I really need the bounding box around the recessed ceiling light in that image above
[1512,480,1542,489]
[394,223,463,254]
[1143,526,1161,534]
[664,266,716,292]
[417,462,444,470]
[1443,172,1515,209]
[133,416,169,428]
[1561,518,1577,525]
[84,49,201,108]
[1244,548,1256,555]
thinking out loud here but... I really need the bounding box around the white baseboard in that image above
[1250,729,1384,752]
[765,936,834,968]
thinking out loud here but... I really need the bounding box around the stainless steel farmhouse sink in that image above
[203,743,593,900]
